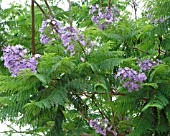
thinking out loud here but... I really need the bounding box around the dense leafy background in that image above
[0,0,170,135]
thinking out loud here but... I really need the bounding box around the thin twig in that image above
[34,1,59,34]
[132,47,149,54]
[1,123,43,136]
[109,88,117,131]
[127,45,149,55]
[93,100,106,119]
[157,35,162,58]
[100,0,102,6]
[108,0,111,9]
[67,0,73,28]
[4,123,18,132]
[77,91,149,101]
[31,0,35,55]
[78,91,126,96]
[44,0,54,18]
[0,131,43,136]
[34,1,49,18]
[131,0,137,19]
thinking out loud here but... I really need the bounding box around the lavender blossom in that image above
[39,20,48,33]
[89,4,98,15]
[92,15,99,24]
[138,59,159,72]
[116,67,147,92]
[80,57,85,62]
[40,34,50,44]
[146,13,152,18]
[113,5,119,14]
[2,45,40,76]
[66,44,74,52]
[89,4,120,30]
[98,23,106,30]
[153,19,158,23]
[39,17,94,57]
[160,16,164,22]
[89,118,117,136]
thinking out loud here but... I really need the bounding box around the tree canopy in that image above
[0,0,170,135]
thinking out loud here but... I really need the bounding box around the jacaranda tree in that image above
[0,0,170,135]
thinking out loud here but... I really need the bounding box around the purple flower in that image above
[105,9,113,20]
[138,59,159,71]
[79,40,86,46]
[92,15,99,24]
[114,17,120,21]
[67,44,74,51]
[51,19,61,27]
[113,5,119,14]
[2,45,40,76]
[81,57,85,62]
[39,20,48,33]
[104,118,108,124]
[90,41,94,46]
[89,118,108,136]
[98,23,106,30]
[138,73,147,83]
[153,19,158,23]
[146,13,152,18]
[86,48,91,54]
[90,4,120,30]
[89,5,97,15]
[160,16,164,22]
[40,34,50,44]
[116,67,147,92]
[123,81,130,88]
[101,128,106,136]
[107,125,112,131]
[39,18,94,56]
[89,120,95,127]
[34,54,41,58]
[98,9,105,18]
[112,130,118,136]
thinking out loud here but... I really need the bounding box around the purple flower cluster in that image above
[39,19,51,44]
[146,13,165,23]
[89,4,120,30]
[39,18,94,56]
[116,67,147,92]
[89,118,117,136]
[40,34,50,44]
[60,26,94,55]
[2,45,40,76]
[138,59,159,72]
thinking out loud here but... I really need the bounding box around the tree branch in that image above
[44,0,54,18]
[67,0,73,28]
[156,35,162,58]
[34,1,49,18]
[0,131,43,136]
[132,47,149,54]
[77,91,149,101]
[108,0,111,9]
[34,1,59,35]
[131,0,137,19]
[0,123,43,136]
[93,100,106,119]
[127,45,149,55]
[31,0,35,55]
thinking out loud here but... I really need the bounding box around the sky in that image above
[0,0,143,135]
[1,0,29,8]
[1,0,71,10]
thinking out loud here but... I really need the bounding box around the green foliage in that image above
[0,0,170,135]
